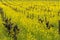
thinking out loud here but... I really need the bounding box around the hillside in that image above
[0,0,60,40]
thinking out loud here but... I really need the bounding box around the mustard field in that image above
[0,0,60,40]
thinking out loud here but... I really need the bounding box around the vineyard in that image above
[0,0,60,40]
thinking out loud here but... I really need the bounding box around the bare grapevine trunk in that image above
[0,8,6,21]
[59,20,60,34]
